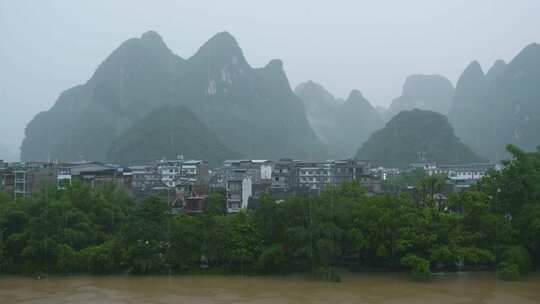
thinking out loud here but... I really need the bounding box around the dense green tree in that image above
[168,215,203,271]
[1,144,539,280]
[204,189,227,215]
[79,238,125,274]
[123,195,171,274]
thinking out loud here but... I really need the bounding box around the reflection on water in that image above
[0,272,539,304]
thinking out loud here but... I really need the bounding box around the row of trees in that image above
[0,145,538,280]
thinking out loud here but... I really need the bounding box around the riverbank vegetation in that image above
[0,145,539,281]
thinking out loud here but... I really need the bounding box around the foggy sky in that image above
[1,0,539,157]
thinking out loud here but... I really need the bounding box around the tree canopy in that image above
[1,145,538,280]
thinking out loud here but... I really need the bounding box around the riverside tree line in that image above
[0,145,538,281]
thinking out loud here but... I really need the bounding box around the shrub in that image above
[257,244,287,274]
[79,239,124,274]
[497,262,520,281]
[56,244,78,273]
[501,245,531,274]
[401,254,432,280]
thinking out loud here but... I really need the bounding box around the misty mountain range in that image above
[298,42,540,164]
[19,31,540,166]
[295,82,383,158]
[449,43,540,161]
[384,74,454,121]
[355,109,483,168]
[21,31,324,165]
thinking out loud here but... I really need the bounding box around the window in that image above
[58,178,71,189]
[228,182,241,191]
[15,183,25,192]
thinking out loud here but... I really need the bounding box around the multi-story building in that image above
[0,160,14,198]
[331,159,371,184]
[438,163,498,182]
[12,162,57,198]
[270,159,301,192]
[2,158,213,204]
[57,162,127,190]
[371,166,400,181]
[1,161,128,198]
[181,160,209,182]
[157,159,209,188]
[409,162,437,172]
[437,163,498,189]
[271,159,372,195]
[297,162,332,191]
[406,162,498,189]
[125,165,164,199]
[211,159,272,188]
[210,160,273,213]
[226,171,252,213]
[183,184,209,213]
[408,162,497,179]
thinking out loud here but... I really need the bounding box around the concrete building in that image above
[125,165,164,200]
[211,159,273,188]
[0,160,14,198]
[157,159,209,188]
[438,163,497,182]
[407,162,498,189]
[271,159,372,195]
[270,159,301,192]
[437,163,498,189]
[183,184,209,213]
[210,160,273,212]
[226,174,252,213]
[371,167,400,181]
[57,161,129,191]
[12,162,57,198]
[298,162,331,191]
[330,159,371,184]
[409,162,437,172]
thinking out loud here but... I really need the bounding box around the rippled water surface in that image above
[1,272,539,304]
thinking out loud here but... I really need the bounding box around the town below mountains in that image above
[2,145,538,280]
[16,31,540,168]
[2,30,538,212]
[0,31,537,208]
[0,155,498,214]
[1,31,540,281]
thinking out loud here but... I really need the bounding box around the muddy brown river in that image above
[0,272,539,304]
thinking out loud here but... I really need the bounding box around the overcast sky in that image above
[1,0,539,156]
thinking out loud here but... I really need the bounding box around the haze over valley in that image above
[14,29,540,165]
[3,3,540,302]
[2,1,540,164]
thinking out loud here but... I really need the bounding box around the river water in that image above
[1,272,539,304]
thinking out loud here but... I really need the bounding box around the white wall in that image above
[241,177,252,209]
[260,165,272,180]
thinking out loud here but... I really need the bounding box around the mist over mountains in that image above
[297,41,540,164]
[19,31,540,166]
[21,31,325,164]
[449,43,540,161]
[108,105,239,166]
[356,109,483,168]
[295,82,383,157]
[384,74,454,121]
